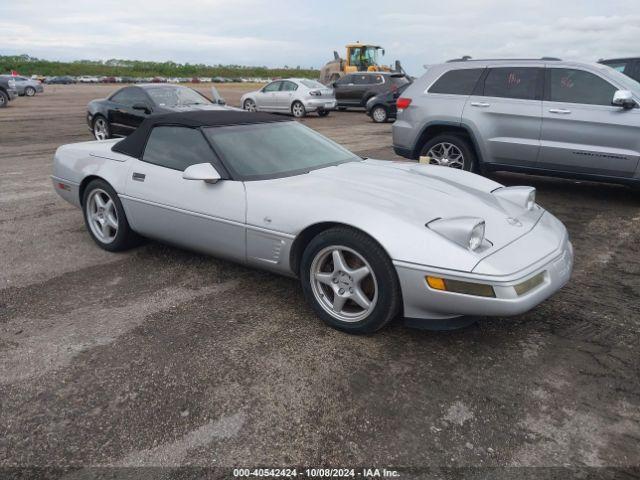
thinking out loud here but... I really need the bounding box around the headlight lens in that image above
[427,216,486,252]
[469,221,485,251]
[9,79,16,88]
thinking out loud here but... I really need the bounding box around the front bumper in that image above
[394,237,574,321]
[7,89,18,100]
[303,98,336,111]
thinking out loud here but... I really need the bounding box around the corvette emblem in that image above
[507,217,523,227]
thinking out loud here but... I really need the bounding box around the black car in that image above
[332,72,411,109]
[599,57,640,83]
[365,81,412,123]
[46,76,76,85]
[0,76,18,108]
[87,84,230,140]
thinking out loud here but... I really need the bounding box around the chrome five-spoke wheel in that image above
[86,189,118,244]
[310,245,378,323]
[93,117,109,140]
[426,142,464,169]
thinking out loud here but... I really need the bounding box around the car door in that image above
[121,126,246,262]
[277,81,298,110]
[463,66,544,168]
[109,87,152,136]
[538,67,640,178]
[349,74,372,105]
[256,81,282,110]
[333,75,354,104]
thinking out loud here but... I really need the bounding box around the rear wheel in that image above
[371,105,388,123]
[24,86,36,97]
[300,227,401,334]
[419,134,477,172]
[82,179,140,252]
[92,115,111,140]
[0,91,8,108]
[291,101,306,118]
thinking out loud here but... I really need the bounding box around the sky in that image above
[1,0,639,75]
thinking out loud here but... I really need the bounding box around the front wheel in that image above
[0,91,8,108]
[243,99,256,112]
[371,105,388,123]
[92,115,111,140]
[419,134,477,172]
[300,227,401,334]
[25,86,36,97]
[291,101,306,118]
[82,179,140,252]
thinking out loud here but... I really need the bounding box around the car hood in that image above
[247,159,546,270]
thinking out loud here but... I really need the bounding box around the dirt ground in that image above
[0,84,639,477]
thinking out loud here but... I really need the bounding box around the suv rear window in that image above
[428,68,483,95]
[483,67,541,100]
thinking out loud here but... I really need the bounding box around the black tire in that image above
[291,101,306,118]
[419,133,477,172]
[0,91,8,108]
[317,110,330,117]
[92,115,111,140]
[300,227,401,334]
[371,105,388,123]
[82,179,141,252]
[25,87,36,97]
[337,106,347,111]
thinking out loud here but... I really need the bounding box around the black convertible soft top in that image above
[111,110,291,159]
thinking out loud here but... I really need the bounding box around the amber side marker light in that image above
[426,276,495,298]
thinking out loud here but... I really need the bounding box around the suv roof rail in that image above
[446,56,562,63]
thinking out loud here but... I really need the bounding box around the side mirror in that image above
[612,90,636,109]
[132,103,151,114]
[216,98,226,105]
[182,163,221,184]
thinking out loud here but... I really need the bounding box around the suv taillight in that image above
[396,97,412,109]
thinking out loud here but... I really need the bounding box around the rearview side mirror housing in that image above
[612,90,636,109]
[132,103,152,114]
[182,163,221,184]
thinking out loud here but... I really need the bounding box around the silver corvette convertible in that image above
[52,111,573,333]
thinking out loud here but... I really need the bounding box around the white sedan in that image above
[241,78,336,118]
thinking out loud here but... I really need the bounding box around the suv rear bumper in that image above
[393,145,413,158]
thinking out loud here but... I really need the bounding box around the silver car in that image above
[392,58,640,186]
[0,75,44,97]
[51,111,573,333]
[241,78,336,118]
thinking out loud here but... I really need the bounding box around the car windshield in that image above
[146,86,211,107]
[599,65,640,94]
[300,79,326,89]
[203,121,360,179]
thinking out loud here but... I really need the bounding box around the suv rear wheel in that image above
[419,134,477,172]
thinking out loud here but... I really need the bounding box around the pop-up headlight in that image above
[427,216,486,251]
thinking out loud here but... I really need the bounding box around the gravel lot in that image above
[0,84,639,476]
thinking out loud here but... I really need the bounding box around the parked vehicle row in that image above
[39,75,273,85]
[392,58,640,187]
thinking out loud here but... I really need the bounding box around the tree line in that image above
[0,55,319,79]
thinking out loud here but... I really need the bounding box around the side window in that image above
[374,75,384,84]
[336,75,352,85]
[281,81,298,92]
[263,82,281,92]
[354,75,370,85]
[601,61,628,73]
[548,68,617,106]
[428,68,484,95]
[483,67,541,100]
[142,127,215,171]
[110,87,139,105]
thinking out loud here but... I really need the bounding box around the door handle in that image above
[549,108,571,114]
[132,172,145,182]
[470,102,490,107]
